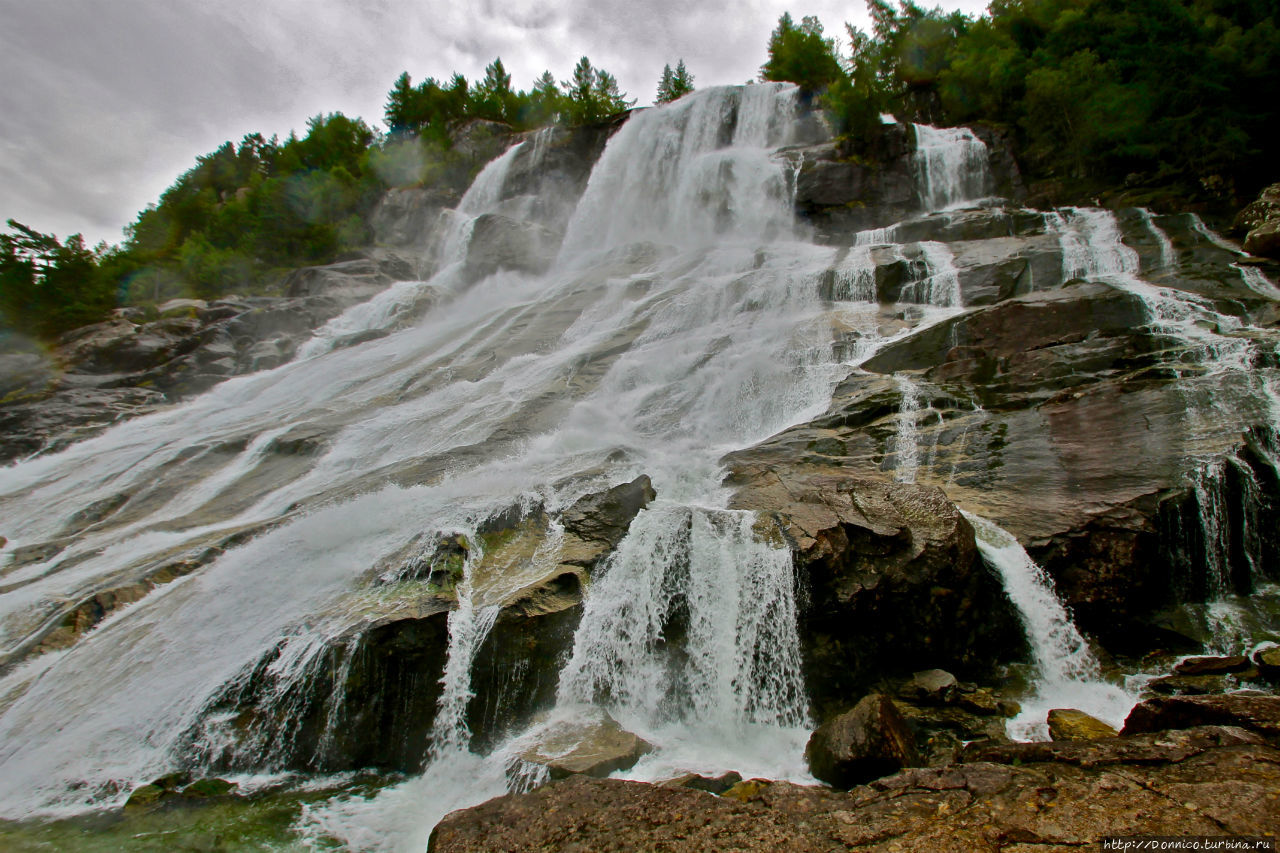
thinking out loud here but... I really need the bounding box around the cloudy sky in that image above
[0,0,988,247]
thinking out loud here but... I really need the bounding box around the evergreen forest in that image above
[3,0,1278,341]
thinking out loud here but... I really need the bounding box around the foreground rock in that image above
[725,465,1025,717]
[517,709,651,780]
[805,693,920,788]
[431,722,1280,852]
[1122,694,1280,741]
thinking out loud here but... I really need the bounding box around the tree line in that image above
[2,55,694,340]
[761,0,1279,204]
[10,0,1277,341]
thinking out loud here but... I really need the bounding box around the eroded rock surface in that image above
[431,721,1280,852]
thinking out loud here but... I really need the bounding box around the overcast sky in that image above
[0,0,989,247]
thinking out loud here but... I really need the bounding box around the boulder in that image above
[1173,654,1251,676]
[1255,646,1280,679]
[661,771,743,794]
[725,464,1025,718]
[805,693,921,788]
[558,475,657,571]
[1046,708,1119,741]
[1122,694,1280,742]
[902,669,958,704]
[1235,182,1280,260]
[517,709,651,780]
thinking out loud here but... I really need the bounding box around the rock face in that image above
[0,251,420,464]
[188,477,657,773]
[430,724,1280,852]
[726,203,1280,655]
[725,465,1025,717]
[805,693,921,787]
[791,121,1025,241]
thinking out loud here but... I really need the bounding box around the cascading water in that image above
[297,140,529,358]
[964,513,1137,740]
[1,69,1276,850]
[554,505,808,770]
[892,374,922,484]
[912,123,992,211]
[0,82,888,850]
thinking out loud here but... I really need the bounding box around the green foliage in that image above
[384,56,629,136]
[562,57,634,124]
[0,220,117,338]
[811,0,1280,199]
[760,13,845,93]
[656,59,695,104]
[117,112,382,306]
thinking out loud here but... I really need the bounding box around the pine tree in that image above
[385,71,415,132]
[656,64,675,104]
[563,57,633,125]
[657,59,694,103]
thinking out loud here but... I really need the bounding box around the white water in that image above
[965,513,1137,741]
[912,124,992,211]
[892,374,922,484]
[1052,207,1254,373]
[1,80,1277,850]
[902,241,962,307]
[1136,208,1177,271]
[297,141,528,358]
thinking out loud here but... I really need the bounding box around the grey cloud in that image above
[0,0,989,246]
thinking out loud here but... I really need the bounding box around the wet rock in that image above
[1174,654,1251,676]
[371,187,453,248]
[792,128,916,239]
[1046,708,1119,741]
[805,693,921,788]
[902,669,958,704]
[0,255,422,463]
[1255,646,1280,679]
[123,784,169,812]
[430,723,1280,852]
[180,778,238,799]
[518,709,652,780]
[662,771,743,794]
[1122,694,1280,742]
[725,465,1025,718]
[558,474,657,571]
[463,214,559,280]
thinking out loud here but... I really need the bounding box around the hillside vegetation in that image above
[4,0,1279,340]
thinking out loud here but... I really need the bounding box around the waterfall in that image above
[912,124,992,211]
[1050,207,1253,373]
[297,140,529,358]
[964,513,1137,741]
[561,83,799,255]
[556,506,806,729]
[1136,208,1176,271]
[832,246,876,302]
[901,241,962,307]
[892,374,922,484]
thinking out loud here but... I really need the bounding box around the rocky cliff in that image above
[0,86,1278,850]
